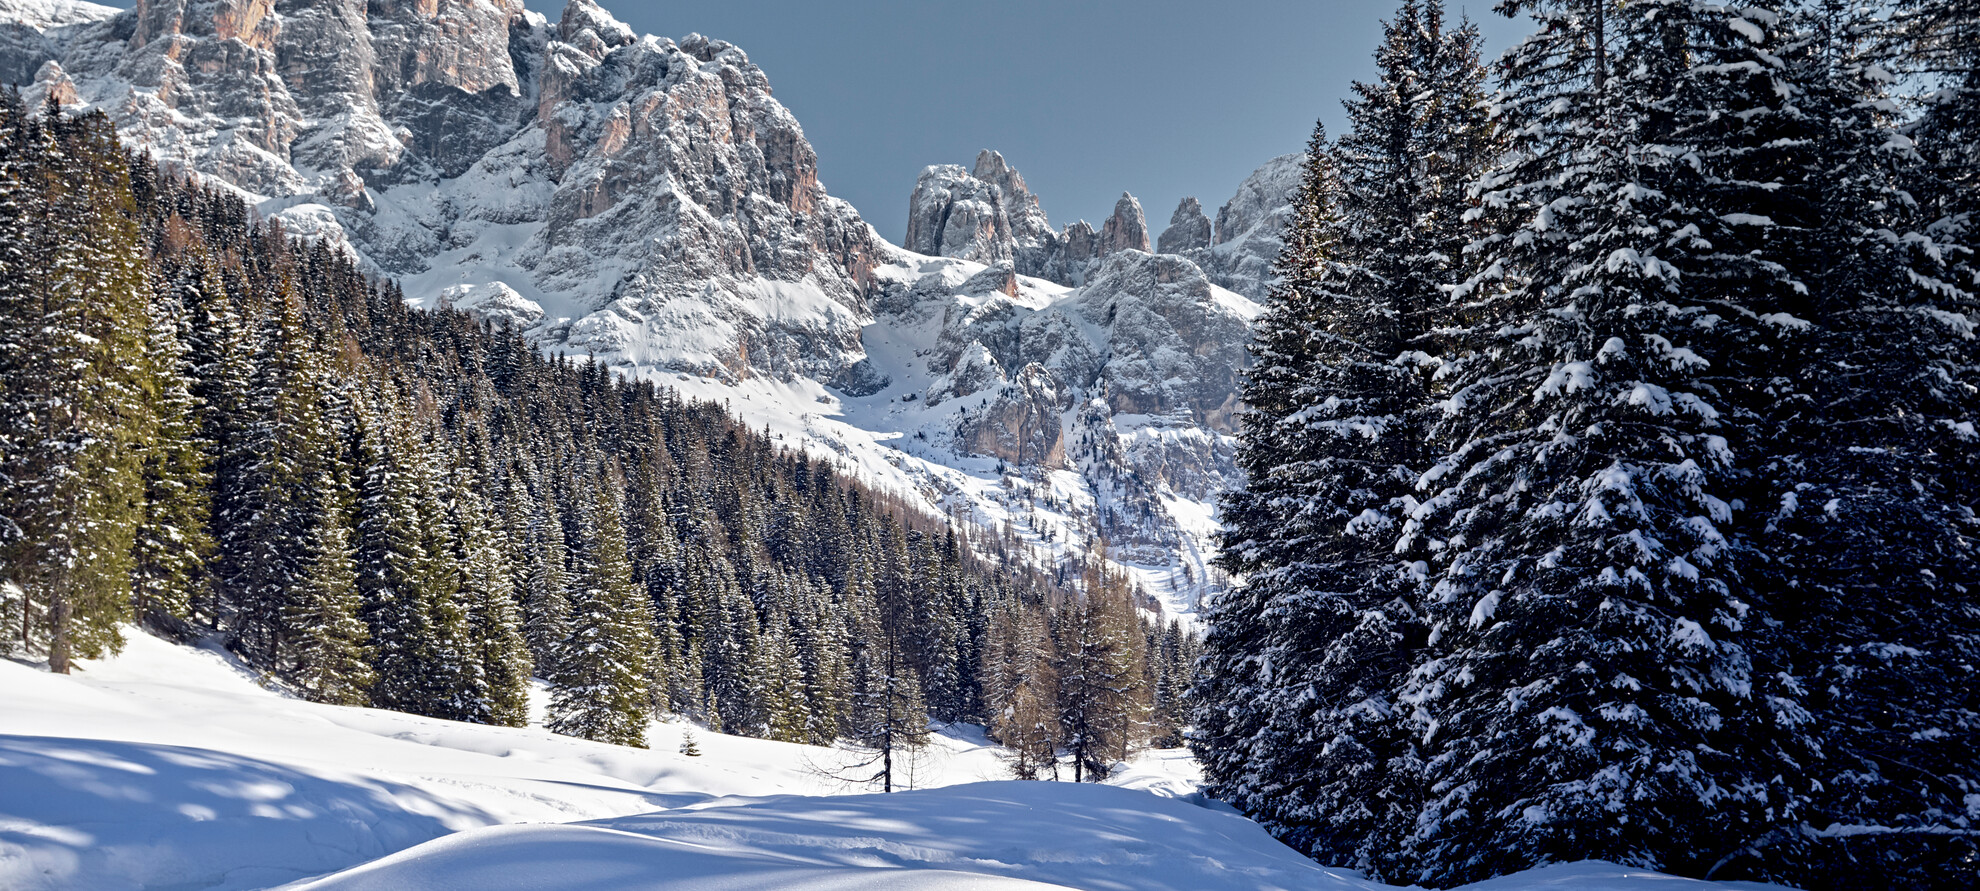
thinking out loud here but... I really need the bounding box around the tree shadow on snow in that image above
[0,734,500,891]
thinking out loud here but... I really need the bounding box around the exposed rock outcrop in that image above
[969,149,1053,254]
[1179,152,1302,299]
[5,0,881,383]
[24,57,74,105]
[954,362,1067,469]
[905,163,1013,265]
[904,153,1177,290]
[1157,196,1210,254]
[1095,192,1149,257]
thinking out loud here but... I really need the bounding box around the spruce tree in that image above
[1193,2,1497,864]
[1384,1,1814,882]
[283,476,373,706]
[756,615,811,743]
[1192,123,1344,812]
[355,407,461,716]
[985,599,1061,780]
[456,485,532,727]
[548,481,655,747]
[1725,4,1980,882]
[129,288,215,630]
[0,104,155,671]
[1056,563,1147,782]
[521,491,572,676]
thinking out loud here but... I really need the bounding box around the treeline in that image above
[1196,1,1977,889]
[0,93,1193,775]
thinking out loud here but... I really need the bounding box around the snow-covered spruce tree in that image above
[282,473,373,706]
[1193,0,1496,866]
[548,477,654,747]
[0,103,155,671]
[1192,123,1345,816]
[795,578,853,745]
[755,615,811,743]
[454,484,532,727]
[220,284,341,668]
[1722,4,1980,883]
[984,598,1061,779]
[1892,0,1980,281]
[842,547,930,792]
[1381,2,1820,883]
[129,287,215,631]
[705,563,762,734]
[354,406,478,720]
[519,476,571,675]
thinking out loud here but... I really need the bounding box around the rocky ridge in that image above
[0,0,1296,614]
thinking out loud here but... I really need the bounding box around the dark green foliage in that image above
[2,97,1178,763]
[548,481,653,746]
[0,98,156,671]
[1194,2,1980,888]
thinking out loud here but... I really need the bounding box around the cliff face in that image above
[6,0,879,384]
[879,150,1289,588]
[2,0,1296,615]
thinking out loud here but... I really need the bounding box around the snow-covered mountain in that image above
[0,0,1299,616]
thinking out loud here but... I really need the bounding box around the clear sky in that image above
[574,0,1532,243]
[93,0,1531,242]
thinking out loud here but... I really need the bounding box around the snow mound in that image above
[289,782,1344,891]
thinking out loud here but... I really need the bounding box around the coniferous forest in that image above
[6,0,1980,888]
[0,92,1193,783]
[1195,1,1978,888]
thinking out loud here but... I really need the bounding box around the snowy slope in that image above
[3,629,1795,891]
[0,0,1286,621]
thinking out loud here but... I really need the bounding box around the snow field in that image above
[2,628,1791,891]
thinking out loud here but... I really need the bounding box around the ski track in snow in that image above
[1,627,1789,891]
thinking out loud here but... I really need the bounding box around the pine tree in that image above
[796,579,852,745]
[521,489,571,676]
[0,104,155,671]
[755,615,811,743]
[283,476,373,705]
[1721,4,1980,882]
[129,287,215,631]
[1193,123,1344,811]
[1193,1,1498,864]
[703,561,762,734]
[841,549,930,792]
[456,485,532,727]
[1056,562,1147,782]
[218,286,338,667]
[985,599,1061,780]
[1380,1,1815,882]
[355,407,466,717]
[548,480,655,747]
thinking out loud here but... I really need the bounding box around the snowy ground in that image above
[2,628,1788,891]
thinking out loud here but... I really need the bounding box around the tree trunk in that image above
[49,580,71,674]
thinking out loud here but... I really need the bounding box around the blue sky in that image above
[580,1,1530,242]
[95,0,1530,242]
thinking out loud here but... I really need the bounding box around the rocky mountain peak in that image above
[558,0,632,52]
[1096,191,1149,256]
[1158,196,1211,254]
[904,162,1014,265]
[970,149,1053,246]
